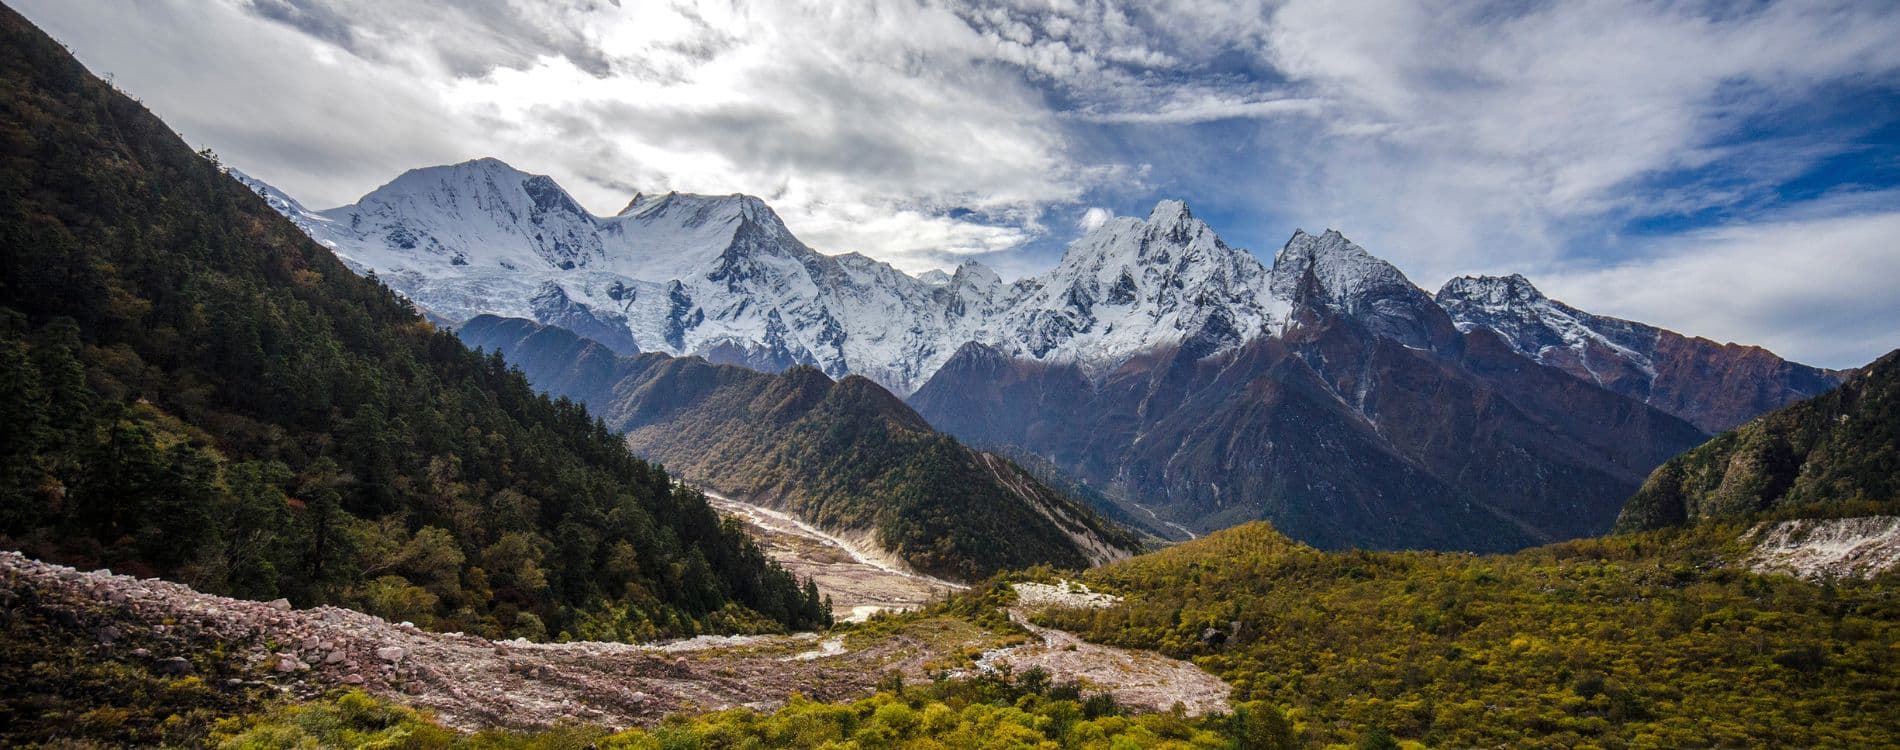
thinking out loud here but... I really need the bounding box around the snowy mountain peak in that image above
[1437,273,1547,309]
[1269,229,1459,350]
[615,192,644,216]
[1270,228,1412,308]
[1146,198,1193,228]
[622,191,792,243]
[998,198,1279,368]
[376,158,541,200]
[951,259,1002,290]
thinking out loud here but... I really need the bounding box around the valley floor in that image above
[703,491,963,621]
[0,546,1231,736]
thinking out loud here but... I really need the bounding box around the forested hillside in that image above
[1618,348,1900,532]
[458,315,1142,580]
[0,5,824,641]
[1035,522,1900,747]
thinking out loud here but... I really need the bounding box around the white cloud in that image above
[15,0,1898,362]
[1257,0,1900,281]
[1077,206,1114,231]
[15,0,1101,269]
[1075,95,1322,124]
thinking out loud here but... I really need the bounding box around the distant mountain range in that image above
[455,315,1140,580]
[241,161,1846,551]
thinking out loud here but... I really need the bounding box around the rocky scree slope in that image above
[0,551,955,732]
[458,315,1141,581]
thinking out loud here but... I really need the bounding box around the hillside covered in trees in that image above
[0,5,825,641]
[1035,521,1900,747]
[458,315,1142,580]
[1617,348,1900,532]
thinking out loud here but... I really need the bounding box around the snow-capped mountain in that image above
[232,158,1843,553]
[1436,274,1844,432]
[237,159,980,391]
[1436,273,1659,384]
[234,159,1837,420]
[995,200,1288,368]
[235,160,1322,394]
[1271,229,1459,352]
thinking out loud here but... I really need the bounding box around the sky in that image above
[16,0,1900,368]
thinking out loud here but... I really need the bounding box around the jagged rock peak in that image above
[1277,228,1369,262]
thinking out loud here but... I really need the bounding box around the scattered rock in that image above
[342,673,365,685]
[1748,516,1900,581]
[1011,580,1122,610]
[157,657,193,676]
[376,646,406,663]
[266,598,292,611]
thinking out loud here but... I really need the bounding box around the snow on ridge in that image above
[1436,273,1660,382]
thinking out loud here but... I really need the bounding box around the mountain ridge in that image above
[1437,273,1846,432]
[242,161,1841,406]
[1616,348,1900,531]
[241,160,1842,552]
[455,315,1142,580]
